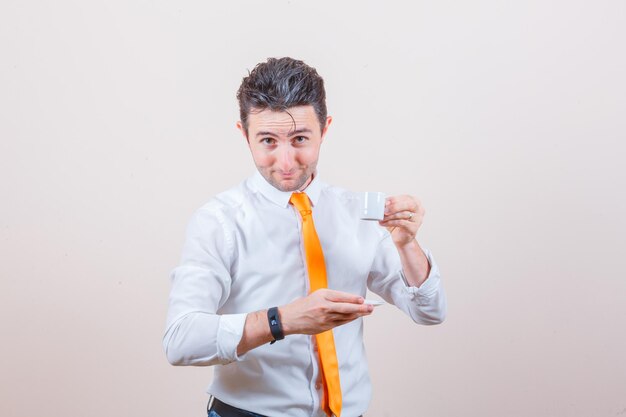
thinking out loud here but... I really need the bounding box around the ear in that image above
[320,116,333,143]
[236,121,249,144]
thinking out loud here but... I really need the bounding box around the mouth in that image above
[276,171,297,179]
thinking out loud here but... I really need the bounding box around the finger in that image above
[379,219,418,230]
[322,289,364,304]
[382,210,417,222]
[329,311,372,326]
[385,196,420,216]
[328,302,373,315]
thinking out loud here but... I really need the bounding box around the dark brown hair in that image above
[236,57,327,134]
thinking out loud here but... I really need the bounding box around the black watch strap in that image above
[267,307,284,344]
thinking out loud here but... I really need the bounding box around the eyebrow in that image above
[255,128,313,138]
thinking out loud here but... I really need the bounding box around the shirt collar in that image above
[249,170,324,208]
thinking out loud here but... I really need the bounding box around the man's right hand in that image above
[279,289,374,336]
[237,289,373,356]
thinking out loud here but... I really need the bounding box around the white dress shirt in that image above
[163,172,447,417]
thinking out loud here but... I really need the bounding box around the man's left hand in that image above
[379,195,425,247]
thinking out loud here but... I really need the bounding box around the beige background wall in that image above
[1,1,625,416]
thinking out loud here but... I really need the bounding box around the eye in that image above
[293,136,308,144]
[261,137,276,145]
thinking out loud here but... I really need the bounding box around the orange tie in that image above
[290,192,342,417]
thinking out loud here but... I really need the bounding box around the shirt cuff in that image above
[216,313,248,363]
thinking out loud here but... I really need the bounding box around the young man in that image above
[163,57,446,417]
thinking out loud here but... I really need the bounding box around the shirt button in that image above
[315,383,321,390]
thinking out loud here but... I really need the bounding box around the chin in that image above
[274,181,300,192]
[271,176,309,192]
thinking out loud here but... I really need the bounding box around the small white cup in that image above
[358,191,386,221]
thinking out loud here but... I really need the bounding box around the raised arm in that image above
[368,194,447,324]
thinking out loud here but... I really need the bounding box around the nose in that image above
[277,145,296,172]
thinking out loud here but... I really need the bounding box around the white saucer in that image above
[363,299,385,306]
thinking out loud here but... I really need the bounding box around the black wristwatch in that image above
[267,307,285,344]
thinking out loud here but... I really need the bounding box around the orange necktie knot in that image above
[289,192,312,212]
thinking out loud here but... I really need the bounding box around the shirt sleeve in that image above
[367,234,447,325]
[162,205,248,366]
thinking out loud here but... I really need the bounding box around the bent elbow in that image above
[427,310,447,325]
[163,328,197,366]
[162,311,241,366]
[163,339,187,366]
[415,291,447,325]
[162,330,225,367]
[165,349,184,366]
[412,304,447,326]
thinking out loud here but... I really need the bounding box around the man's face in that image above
[238,105,331,192]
